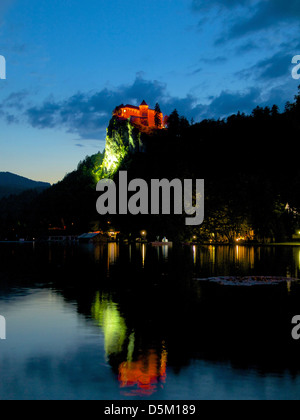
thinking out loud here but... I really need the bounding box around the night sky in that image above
[0,0,299,183]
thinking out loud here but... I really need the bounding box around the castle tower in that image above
[139,100,149,126]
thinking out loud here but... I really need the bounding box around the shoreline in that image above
[1,240,300,247]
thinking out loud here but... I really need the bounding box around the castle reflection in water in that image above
[91,291,167,396]
[90,243,170,396]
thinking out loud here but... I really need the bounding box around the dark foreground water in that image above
[1,243,300,400]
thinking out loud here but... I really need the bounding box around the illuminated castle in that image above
[113,100,167,129]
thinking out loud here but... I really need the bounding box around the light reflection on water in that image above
[191,244,300,279]
[1,243,300,400]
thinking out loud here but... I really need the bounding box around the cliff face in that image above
[101,117,143,178]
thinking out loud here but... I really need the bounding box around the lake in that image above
[1,242,300,400]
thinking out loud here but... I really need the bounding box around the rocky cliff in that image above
[101,117,144,178]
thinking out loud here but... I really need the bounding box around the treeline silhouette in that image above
[1,87,300,242]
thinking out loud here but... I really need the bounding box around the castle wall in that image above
[114,104,165,128]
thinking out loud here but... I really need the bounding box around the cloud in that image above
[237,50,297,82]
[202,87,262,118]
[23,75,199,140]
[197,81,298,119]
[0,90,29,124]
[192,0,300,43]
[188,68,202,76]
[24,76,167,140]
[236,51,293,82]
[235,41,259,55]
[5,114,19,124]
[26,100,62,129]
[192,0,252,12]
[3,90,30,110]
[254,52,295,80]
[228,0,300,39]
[0,73,297,139]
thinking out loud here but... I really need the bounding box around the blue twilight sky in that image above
[0,0,299,183]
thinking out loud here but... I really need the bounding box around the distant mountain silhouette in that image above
[0,172,51,199]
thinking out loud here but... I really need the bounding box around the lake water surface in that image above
[1,243,300,400]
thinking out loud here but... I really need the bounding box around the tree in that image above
[285,101,293,113]
[179,116,190,132]
[271,105,280,117]
[167,109,180,132]
[294,85,300,108]
[154,103,162,128]
[252,106,264,119]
